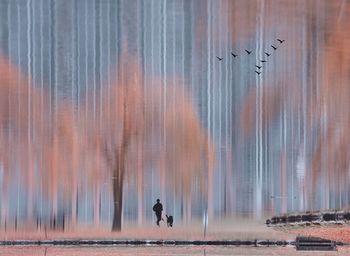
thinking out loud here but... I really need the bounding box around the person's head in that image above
[156,199,160,203]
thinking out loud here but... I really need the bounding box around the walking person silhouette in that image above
[153,199,163,227]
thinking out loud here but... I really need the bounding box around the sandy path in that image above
[0,218,294,241]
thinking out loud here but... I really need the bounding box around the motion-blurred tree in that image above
[0,56,80,225]
[239,1,350,204]
[84,53,214,231]
[0,53,214,231]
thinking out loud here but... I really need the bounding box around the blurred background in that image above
[0,0,349,231]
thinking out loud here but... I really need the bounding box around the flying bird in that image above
[216,56,223,61]
[271,45,277,50]
[265,52,271,57]
[277,39,285,43]
[260,60,267,63]
[231,52,238,58]
[245,49,252,55]
[255,71,261,75]
[255,65,262,69]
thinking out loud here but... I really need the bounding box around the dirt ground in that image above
[0,218,294,241]
[2,219,350,255]
[1,245,349,256]
[2,218,350,243]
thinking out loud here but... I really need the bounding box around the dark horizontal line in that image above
[0,239,291,247]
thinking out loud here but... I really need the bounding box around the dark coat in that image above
[153,202,163,215]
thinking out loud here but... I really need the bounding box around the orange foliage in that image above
[0,52,214,223]
[239,1,350,194]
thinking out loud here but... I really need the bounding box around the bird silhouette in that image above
[245,49,252,55]
[271,45,277,50]
[255,71,261,75]
[260,60,267,63]
[255,65,262,69]
[264,52,271,57]
[231,52,238,58]
[216,56,223,61]
[277,39,285,43]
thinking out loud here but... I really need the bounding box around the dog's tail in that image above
[166,214,169,218]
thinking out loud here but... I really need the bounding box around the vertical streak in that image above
[150,0,155,206]
[52,0,58,219]
[224,0,229,214]
[107,0,111,145]
[99,0,103,132]
[97,0,102,149]
[27,0,32,142]
[207,0,213,220]
[52,1,57,114]
[39,0,44,220]
[84,0,89,223]
[72,0,79,226]
[171,1,176,216]
[48,0,52,124]
[218,0,223,215]
[93,0,96,122]
[160,0,167,209]
[16,1,21,222]
[300,7,307,211]
[255,0,264,218]
[162,0,167,149]
[28,0,34,221]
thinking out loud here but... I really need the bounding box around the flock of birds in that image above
[216,38,285,75]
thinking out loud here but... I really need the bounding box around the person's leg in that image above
[156,214,161,226]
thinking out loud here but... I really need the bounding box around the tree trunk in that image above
[112,150,125,231]
[94,181,101,226]
[111,82,130,231]
[137,140,144,225]
[27,151,34,223]
[112,172,123,231]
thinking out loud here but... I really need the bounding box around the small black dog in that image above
[165,214,173,227]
